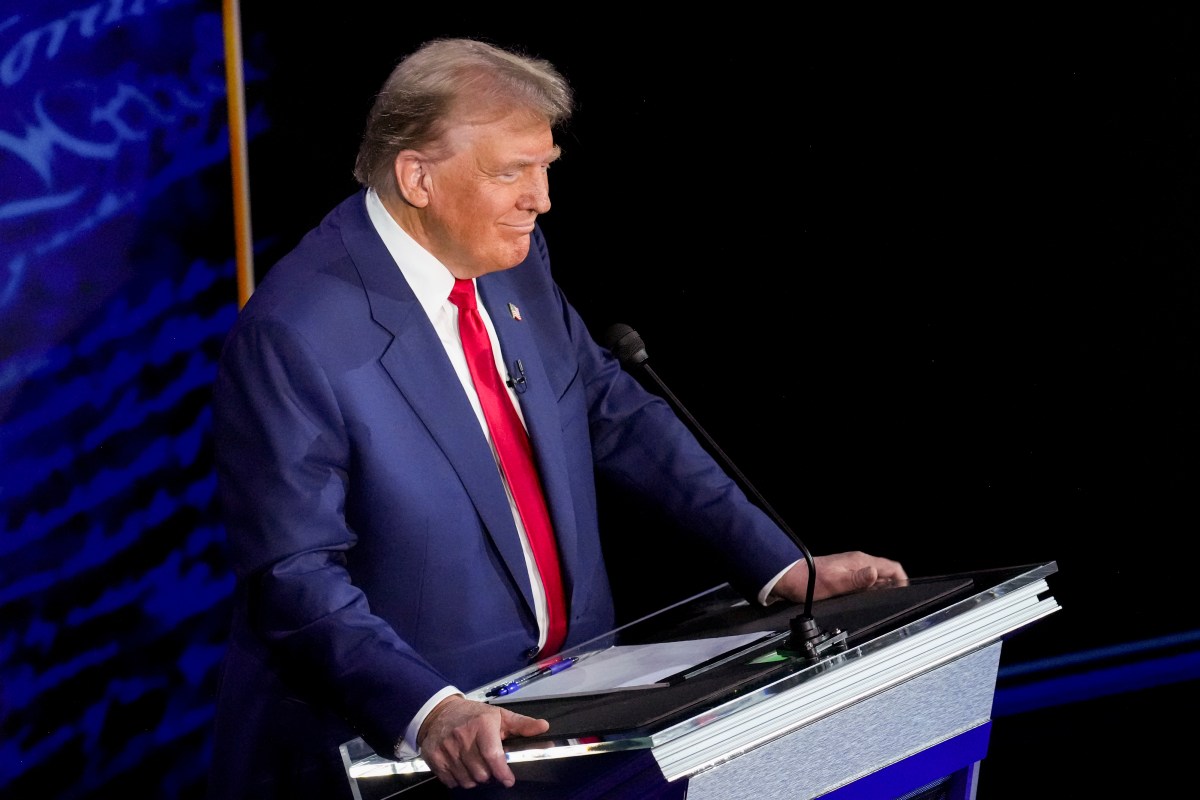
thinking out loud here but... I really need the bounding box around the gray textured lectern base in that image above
[683,643,1001,799]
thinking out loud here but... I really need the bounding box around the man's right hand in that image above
[417,694,550,789]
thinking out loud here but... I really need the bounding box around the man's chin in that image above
[495,239,532,271]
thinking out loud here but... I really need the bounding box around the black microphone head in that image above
[602,323,649,368]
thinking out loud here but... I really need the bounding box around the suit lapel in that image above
[336,195,538,615]
[477,275,580,601]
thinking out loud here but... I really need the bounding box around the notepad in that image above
[485,631,772,703]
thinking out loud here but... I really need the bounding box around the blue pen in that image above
[486,656,577,698]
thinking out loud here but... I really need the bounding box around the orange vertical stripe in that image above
[222,0,254,307]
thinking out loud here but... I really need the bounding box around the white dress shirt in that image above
[365,189,552,754]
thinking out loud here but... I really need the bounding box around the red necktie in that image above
[448,278,567,657]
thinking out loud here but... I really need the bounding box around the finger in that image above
[477,734,516,788]
[456,744,493,788]
[424,752,461,790]
[502,709,550,737]
[443,756,477,790]
[867,560,908,588]
[428,736,477,790]
[852,565,879,590]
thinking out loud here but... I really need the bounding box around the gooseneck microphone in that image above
[602,323,846,662]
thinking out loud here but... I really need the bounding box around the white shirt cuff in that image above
[757,559,803,606]
[397,685,464,759]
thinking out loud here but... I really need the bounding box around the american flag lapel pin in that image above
[508,302,522,321]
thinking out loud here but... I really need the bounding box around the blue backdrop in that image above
[1,2,241,797]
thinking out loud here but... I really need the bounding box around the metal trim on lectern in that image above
[341,561,1060,798]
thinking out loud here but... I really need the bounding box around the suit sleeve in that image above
[213,315,448,758]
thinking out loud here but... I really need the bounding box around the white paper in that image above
[486,632,772,704]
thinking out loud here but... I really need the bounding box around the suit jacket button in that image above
[523,647,539,661]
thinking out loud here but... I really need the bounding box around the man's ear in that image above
[394,151,430,208]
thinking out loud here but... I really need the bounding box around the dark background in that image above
[238,8,1199,797]
[3,6,1193,798]
[242,11,1196,622]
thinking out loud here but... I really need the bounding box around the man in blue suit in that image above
[207,37,907,798]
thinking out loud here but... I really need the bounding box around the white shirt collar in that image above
[364,189,458,315]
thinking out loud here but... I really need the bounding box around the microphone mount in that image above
[603,324,847,663]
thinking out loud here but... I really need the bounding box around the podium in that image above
[340,561,1060,799]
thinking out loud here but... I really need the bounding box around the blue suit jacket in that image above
[206,192,801,798]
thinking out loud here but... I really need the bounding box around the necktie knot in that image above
[449,278,476,311]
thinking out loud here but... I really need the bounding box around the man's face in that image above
[419,110,559,278]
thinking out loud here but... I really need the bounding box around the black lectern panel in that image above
[500,576,975,737]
